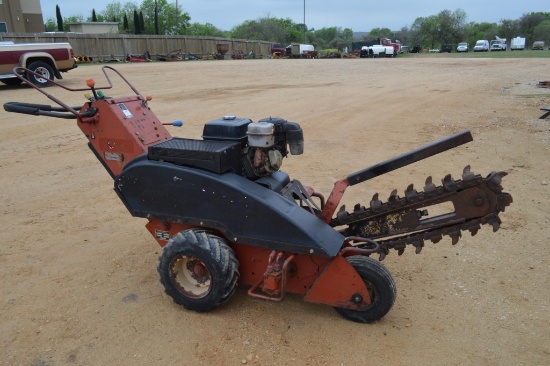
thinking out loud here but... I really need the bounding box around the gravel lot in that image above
[1,57,549,365]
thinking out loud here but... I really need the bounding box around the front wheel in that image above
[158,229,239,312]
[334,256,396,323]
[26,61,55,87]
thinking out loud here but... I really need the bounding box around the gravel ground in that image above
[0,57,549,365]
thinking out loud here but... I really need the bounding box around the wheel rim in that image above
[363,282,379,310]
[169,255,212,298]
[33,67,51,83]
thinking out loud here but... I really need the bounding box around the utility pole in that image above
[303,0,306,43]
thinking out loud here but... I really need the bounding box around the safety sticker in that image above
[118,103,133,118]
[155,230,170,241]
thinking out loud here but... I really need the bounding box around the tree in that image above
[410,16,439,48]
[56,5,63,31]
[92,9,98,22]
[44,17,57,32]
[518,12,550,45]
[436,9,467,45]
[133,10,140,34]
[533,20,550,43]
[396,26,411,45]
[61,15,84,31]
[140,0,190,35]
[185,23,226,37]
[122,2,139,33]
[368,27,394,39]
[465,21,498,45]
[101,1,129,31]
[139,11,145,34]
[123,14,129,33]
[498,19,519,41]
[230,17,296,43]
[154,0,160,35]
[409,9,468,48]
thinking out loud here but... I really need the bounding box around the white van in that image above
[473,40,489,52]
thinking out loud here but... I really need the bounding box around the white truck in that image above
[490,36,507,51]
[360,38,399,58]
[285,44,317,58]
[510,37,526,51]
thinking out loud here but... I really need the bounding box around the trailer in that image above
[510,37,526,51]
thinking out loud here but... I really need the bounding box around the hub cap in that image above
[170,255,212,298]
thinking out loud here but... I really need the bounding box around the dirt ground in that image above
[1,57,549,366]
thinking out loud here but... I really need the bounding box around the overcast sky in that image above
[41,0,547,32]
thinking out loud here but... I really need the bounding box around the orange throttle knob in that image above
[86,78,95,88]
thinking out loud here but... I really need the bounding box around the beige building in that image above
[67,22,119,34]
[0,0,45,33]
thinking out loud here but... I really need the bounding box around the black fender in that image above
[114,158,344,257]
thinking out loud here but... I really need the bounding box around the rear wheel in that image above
[334,256,396,323]
[158,229,239,312]
[26,61,55,87]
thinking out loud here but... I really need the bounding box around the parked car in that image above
[410,45,422,53]
[439,44,452,53]
[400,45,410,53]
[456,42,469,52]
[473,40,489,52]
[532,41,545,50]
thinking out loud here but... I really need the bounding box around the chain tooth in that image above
[462,165,476,181]
[466,222,481,236]
[450,231,461,245]
[394,242,406,256]
[370,193,382,211]
[388,189,399,202]
[424,176,436,193]
[488,216,501,232]
[405,184,418,200]
[486,171,507,192]
[498,193,513,212]
[442,174,457,191]
[336,204,348,221]
[378,247,388,261]
[426,232,443,243]
[412,238,424,254]
[353,203,365,214]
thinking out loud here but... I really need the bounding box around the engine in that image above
[202,116,304,180]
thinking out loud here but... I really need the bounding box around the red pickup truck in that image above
[0,41,77,87]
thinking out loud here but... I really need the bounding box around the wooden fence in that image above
[0,33,272,60]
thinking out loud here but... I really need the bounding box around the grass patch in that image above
[401,50,550,58]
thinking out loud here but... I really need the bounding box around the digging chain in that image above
[330,166,513,261]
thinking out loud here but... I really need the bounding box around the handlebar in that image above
[3,66,147,120]
[4,102,84,119]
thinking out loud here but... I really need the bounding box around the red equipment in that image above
[4,66,512,323]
